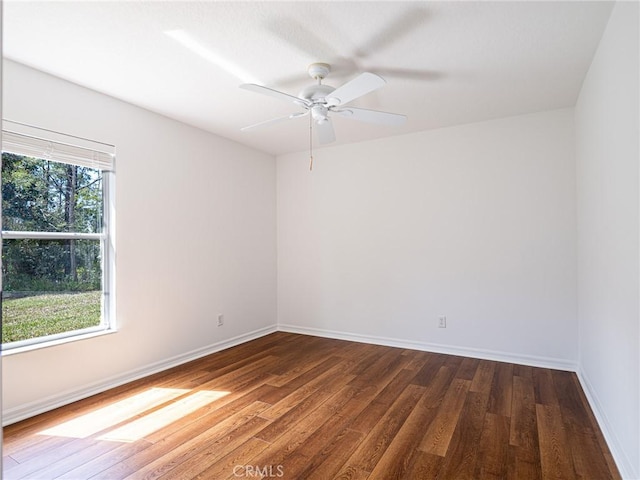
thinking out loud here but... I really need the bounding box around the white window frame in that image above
[1,120,116,352]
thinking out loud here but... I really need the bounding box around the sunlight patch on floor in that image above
[38,387,230,442]
[98,389,229,443]
[38,387,190,439]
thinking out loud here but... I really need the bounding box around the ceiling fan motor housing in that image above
[299,83,335,102]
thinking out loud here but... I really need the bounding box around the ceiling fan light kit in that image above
[239,62,407,150]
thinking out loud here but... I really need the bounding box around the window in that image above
[1,121,115,351]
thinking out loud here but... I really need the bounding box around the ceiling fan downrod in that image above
[309,109,314,171]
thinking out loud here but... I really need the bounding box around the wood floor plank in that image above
[269,354,344,391]
[568,375,622,480]
[533,368,560,406]
[52,440,152,480]
[259,358,349,420]
[508,445,543,480]
[7,438,123,480]
[474,413,510,479]
[254,373,353,443]
[293,420,363,479]
[292,380,391,477]
[106,402,269,480]
[191,437,271,480]
[92,387,275,479]
[346,347,407,390]
[421,365,456,409]
[335,384,426,476]
[551,371,619,480]
[410,352,448,386]
[536,403,577,480]
[470,359,497,394]
[437,389,491,479]
[141,374,278,445]
[194,354,281,392]
[143,403,272,479]
[366,384,441,479]
[402,349,431,371]
[515,364,534,378]
[5,435,77,466]
[265,352,336,388]
[419,378,471,456]
[488,361,514,417]
[232,384,362,479]
[2,333,620,480]
[404,451,444,479]
[508,375,542,479]
[510,375,539,450]
[343,344,389,377]
[2,456,19,470]
[301,428,365,480]
[455,356,481,381]
[347,368,418,434]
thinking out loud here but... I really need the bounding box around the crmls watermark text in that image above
[233,465,285,478]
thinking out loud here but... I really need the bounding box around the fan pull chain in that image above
[309,112,314,171]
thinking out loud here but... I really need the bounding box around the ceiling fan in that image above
[239,63,406,145]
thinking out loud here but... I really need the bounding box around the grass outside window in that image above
[2,291,101,344]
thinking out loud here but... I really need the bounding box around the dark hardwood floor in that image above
[3,332,620,479]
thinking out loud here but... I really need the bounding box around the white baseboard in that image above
[576,369,637,480]
[277,324,578,371]
[2,325,278,426]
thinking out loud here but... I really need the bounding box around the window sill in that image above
[1,328,118,356]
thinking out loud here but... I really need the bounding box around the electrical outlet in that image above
[217,314,224,327]
[438,316,447,328]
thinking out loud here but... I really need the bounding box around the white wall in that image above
[2,60,277,422]
[278,108,577,368]
[575,2,640,478]
[0,6,4,467]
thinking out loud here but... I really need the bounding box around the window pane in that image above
[2,238,102,344]
[1,152,103,233]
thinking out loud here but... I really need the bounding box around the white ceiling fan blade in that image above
[316,120,336,145]
[334,106,406,126]
[241,111,308,131]
[240,84,310,107]
[326,72,386,107]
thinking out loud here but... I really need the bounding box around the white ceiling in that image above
[3,1,614,156]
